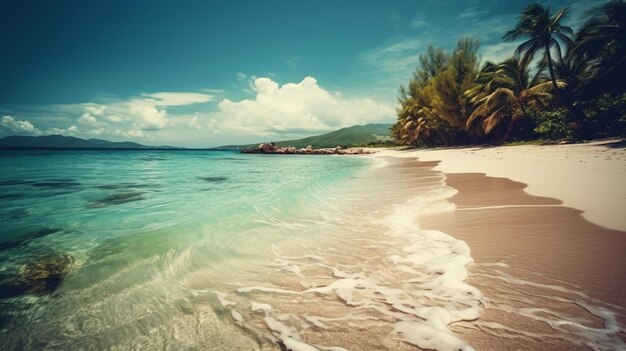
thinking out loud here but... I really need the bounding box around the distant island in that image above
[0,135,180,149]
[0,124,394,150]
[219,123,394,150]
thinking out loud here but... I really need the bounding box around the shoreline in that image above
[376,142,626,349]
[422,173,626,350]
[375,139,626,231]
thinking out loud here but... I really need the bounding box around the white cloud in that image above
[78,113,98,126]
[88,128,105,136]
[140,92,214,107]
[188,115,201,129]
[46,127,66,134]
[211,77,394,136]
[84,104,107,116]
[128,100,168,130]
[118,129,147,139]
[68,125,79,133]
[72,90,215,136]
[237,72,247,81]
[1,115,41,135]
[106,114,123,123]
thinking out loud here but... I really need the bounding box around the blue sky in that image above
[0,0,599,147]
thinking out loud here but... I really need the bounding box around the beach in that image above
[377,139,626,350]
[1,143,625,350]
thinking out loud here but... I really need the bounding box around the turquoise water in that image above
[0,150,372,349]
[3,150,622,350]
[0,150,368,245]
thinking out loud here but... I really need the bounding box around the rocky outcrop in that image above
[241,143,376,155]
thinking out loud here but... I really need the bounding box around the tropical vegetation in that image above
[392,0,626,146]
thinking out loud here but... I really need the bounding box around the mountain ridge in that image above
[0,135,176,149]
[219,123,394,149]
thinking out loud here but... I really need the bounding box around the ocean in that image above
[0,150,482,350]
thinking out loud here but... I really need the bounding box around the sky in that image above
[0,0,600,147]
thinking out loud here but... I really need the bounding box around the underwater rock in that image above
[0,251,73,299]
[198,176,229,183]
[139,156,166,161]
[0,180,35,186]
[0,193,26,200]
[89,191,145,207]
[32,179,81,189]
[95,183,153,190]
[0,227,61,251]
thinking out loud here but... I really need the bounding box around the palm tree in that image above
[393,95,448,146]
[575,0,626,95]
[503,3,575,118]
[466,56,563,142]
[553,49,594,99]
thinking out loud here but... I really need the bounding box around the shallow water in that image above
[3,150,625,350]
[0,150,486,350]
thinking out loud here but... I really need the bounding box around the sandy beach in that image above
[378,139,626,350]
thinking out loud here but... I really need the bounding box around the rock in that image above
[0,251,74,299]
[258,143,276,152]
[241,144,376,155]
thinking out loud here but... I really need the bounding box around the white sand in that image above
[375,139,626,231]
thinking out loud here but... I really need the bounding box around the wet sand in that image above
[419,172,626,350]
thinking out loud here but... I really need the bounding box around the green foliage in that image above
[393,1,625,147]
[502,2,576,120]
[466,56,558,143]
[533,93,626,140]
[393,38,479,146]
[533,109,573,140]
[577,93,626,138]
[575,0,626,96]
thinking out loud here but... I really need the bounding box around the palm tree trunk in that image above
[545,44,578,122]
[502,107,516,143]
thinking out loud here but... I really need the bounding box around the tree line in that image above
[392,1,626,146]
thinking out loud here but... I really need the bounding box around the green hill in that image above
[221,123,394,149]
[0,135,174,149]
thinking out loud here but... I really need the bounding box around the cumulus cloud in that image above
[1,115,41,135]
[85,104,107,116]
[211,77,394,135]
[188,115,201,129]
[128,100,168,130]
[71,90,217,137]
[106,114,123,123]
[78,113,98,126]
[68,125,79,133]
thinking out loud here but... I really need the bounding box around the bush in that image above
[533,109,573,140]
[578,93,626,139]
